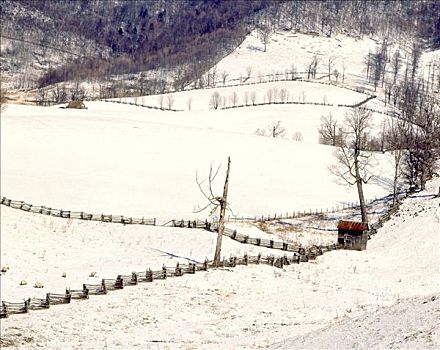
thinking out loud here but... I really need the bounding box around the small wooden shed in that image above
[66,100,87,109]
[337,220,369,251]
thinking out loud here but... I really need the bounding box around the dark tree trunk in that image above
[355,153,368,223]
[213,157,231,266]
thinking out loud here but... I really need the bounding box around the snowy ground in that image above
[117,80,369,111]
[0,204,289,302]
[1,178,438,349]
[1,27,439,349]
[0,102,395,221]
[271,294,440,350]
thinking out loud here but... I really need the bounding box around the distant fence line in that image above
[0,194,394,232]
[0,197,157,226]
[1,247,330,318]
[183,72,374,98]
[225,196,382,223]
[103,99,184,112]
[99,73,373,111]
[219,92,376,111]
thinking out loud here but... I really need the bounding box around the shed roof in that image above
[337,220,369,231]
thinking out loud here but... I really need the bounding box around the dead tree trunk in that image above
[355,157,368,223]
[213,157,231,266]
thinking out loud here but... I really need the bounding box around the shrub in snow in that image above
[19,280,27,286]
[1,265,9,273]
[89,271,97,277]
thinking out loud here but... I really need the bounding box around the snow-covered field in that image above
[118,79,369,111]
[1,27,439,349]
[215,31,378,88]
[1,179,439,349]
[0,102,395,221]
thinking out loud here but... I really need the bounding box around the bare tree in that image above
[244,91,249,105]
[386,118,406,205]
[229,91,238,107]
[292,131,303,141]
[256,120,286,138]
[364,51,373,82]
[333,69,340,83]
[210,91,221,110]
[166,94,175,110]
[290,64,297,80]
[318,113,341,146]
[391,49,401,87]
[327,56,335,81]
[71,81,86,101]
[245,66,253,80]
[307,55,319,79]
[36,87,49,106]
[158,95,164,109]
[250,91,257,105]
[280,88,288,103]
[187,97,192,111]
[330,108,374,223]
[51,85,68,104]
[195,157,231,267]
[210,65,218,87]
[342,61,347,83]
[258,25,272,52]
[272,87,279,102]
[221,71,228,86]
[266,89,274,104]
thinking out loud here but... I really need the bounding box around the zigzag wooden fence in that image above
[1,190,412,319]
[1,248,328,318]
[0,197,157,226]
[225,197,380,223]
[0,195,379,229]
[183,73,374,97]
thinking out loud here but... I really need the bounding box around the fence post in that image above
[175,262,181,277]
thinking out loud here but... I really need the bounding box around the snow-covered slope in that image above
[1,25,439,349]
[271,294,440,350]
[1,179,438,349]
[0,102,394,220]
[215,30,378,88]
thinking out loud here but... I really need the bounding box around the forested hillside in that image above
[1,0,439,90]
[1,0,269,89]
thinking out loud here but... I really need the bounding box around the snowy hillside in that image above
[2,14,439,350]
[1,102,395,220]
[1,178,438,349]
[215,30,377,87]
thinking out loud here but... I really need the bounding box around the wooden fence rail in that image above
[1,188,412,319]
[1,196,157,227]
[1,249,329,318]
